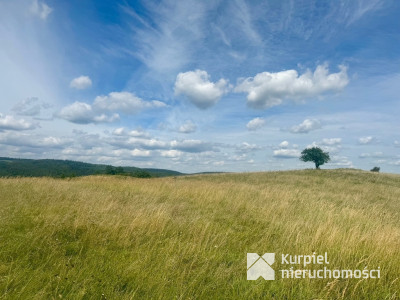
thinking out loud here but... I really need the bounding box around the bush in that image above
[371,167,380,172]
[131,170,152,178]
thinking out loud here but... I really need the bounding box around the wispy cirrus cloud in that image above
[30,0,52,20]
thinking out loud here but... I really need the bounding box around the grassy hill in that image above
[0,169,399,299]
[0,157,183,178]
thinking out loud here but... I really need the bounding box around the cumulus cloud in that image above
[306,140,342,154]
[236,142,261,153]
[30,0,52,20]
[174,70,229,109]
[246,117,265,131]
[58,92,166,124]
[273,149,301,158]
[160,150,183,158]
[273,141,300,158]
[279,141,289,148]
[235,64,349,109]
[358,136,375,144]
[0,132,71,148]
[57,102,120,124]
[70,76,92,90]
[329,155,353,168]
[131,149,151,157]
[93,92,166,114]
[178,120,197,133]
[290,119,321,133]
[0,114,38,131]
[112,127,147,137]
[321,138,342,146]
[170,139,216,153]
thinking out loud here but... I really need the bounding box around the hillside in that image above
[0,169,399,299]
[0,157,183,178]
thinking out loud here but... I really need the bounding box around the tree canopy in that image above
[300,147,330,169]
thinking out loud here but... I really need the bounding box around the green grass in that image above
[0,169,399,299]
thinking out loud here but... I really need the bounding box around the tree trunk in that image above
[315,162,320,169]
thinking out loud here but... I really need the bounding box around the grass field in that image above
[0,169,399,299]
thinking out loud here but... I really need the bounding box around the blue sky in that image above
[0,0,399,173]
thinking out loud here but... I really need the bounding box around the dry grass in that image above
[0,169,399,299]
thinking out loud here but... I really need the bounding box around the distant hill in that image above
[0,157,183,178]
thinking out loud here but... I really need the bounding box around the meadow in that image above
[0,169,399,299]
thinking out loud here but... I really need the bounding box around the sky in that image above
[0,0,399,173]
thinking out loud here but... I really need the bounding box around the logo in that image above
[247,253,275,280]
[247,252,381,280]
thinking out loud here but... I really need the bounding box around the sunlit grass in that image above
[0,169,399,299]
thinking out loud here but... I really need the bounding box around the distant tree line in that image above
[0,157,176,178]
[105,166,151,178]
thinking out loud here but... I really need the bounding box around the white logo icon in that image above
[247,253,275,280]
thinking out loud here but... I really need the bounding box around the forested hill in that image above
[0,157,183,178]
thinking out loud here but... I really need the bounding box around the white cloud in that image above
[12,97,43,116]
[178,120,197,133]
[358,136,375,144]
[174,70,229,109]
[112,127,147,137]
[273,140,300,158]
[246,117,265,131]
[273,149,301,158]
[321,138,342,146]
[30,0,52,20]
[93,92,166,114]
[236,142,261,152]
[279,141,289,148]
[0,114,37,131]
[70,76,92,90]
[160,150,182,158]
[290,119,321,133]
[329,155,354,168]
[359,152,383,158]
[58,92,166,124]
[170,139,216,153]
[0,132,71,149]
[131,149,151,157]
[391,160,400,166]
[306,140,342,154]
[235,64,349,109]
[57,102,119,124]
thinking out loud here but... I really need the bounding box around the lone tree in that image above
[300,147,330,169]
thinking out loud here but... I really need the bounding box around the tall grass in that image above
[0,169,399,299]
